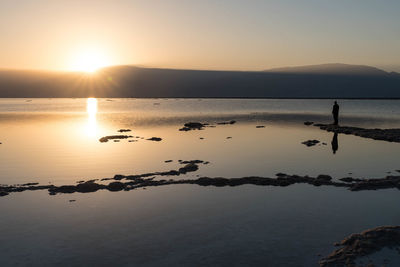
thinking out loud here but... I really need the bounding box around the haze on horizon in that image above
[1,0,400,72]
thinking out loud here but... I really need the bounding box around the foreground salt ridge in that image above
[2,162,400,197]
[319,226,400,267]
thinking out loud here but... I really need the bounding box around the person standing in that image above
[332,101,339,125]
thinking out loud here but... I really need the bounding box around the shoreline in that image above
[314,123,400,143]
[320,226,400,267]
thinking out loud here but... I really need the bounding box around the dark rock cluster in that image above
[320,226,400,267]
[179,122,206,131]
[342,176,400,191]
[99,135,133,143]
[6,171,400,198]
[178,163,199,174]
[315,124,400,143]
[179,120,236,131]
[179,160,206,164]
[147,137,162,141]
[217,120,236,125]
[302,139,320,147]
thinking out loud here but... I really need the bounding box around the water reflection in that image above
[86,98,98,137]
[331,132,339,154]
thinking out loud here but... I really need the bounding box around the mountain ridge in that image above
[264,63,393,76]
[0,63,399,98]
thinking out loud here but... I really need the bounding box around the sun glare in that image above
[70,49,110,73]
[86,98,98,137]
[87,97,98,115]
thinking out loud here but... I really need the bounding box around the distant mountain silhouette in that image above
[0,64,400,98]
[264,63,392,76]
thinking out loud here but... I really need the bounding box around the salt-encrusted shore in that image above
[314,123,400,143]
[3,165,400,197]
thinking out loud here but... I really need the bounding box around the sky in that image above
[1,0,400,72]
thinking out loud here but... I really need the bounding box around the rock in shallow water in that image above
[147,137,162,141]
[118,129,131,133]
[178,163,199,174]
[217,120,236,125]
[301,140,320,147]
[107,182,125,191]
[113,174,125,180]
[99,135,132,143]
[179,122,206,131]
[315,124,400,143]
[319,226,400,267]
[76,182,103,193]
[317,174,332,181]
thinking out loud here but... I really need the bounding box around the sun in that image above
[69,48,111,73]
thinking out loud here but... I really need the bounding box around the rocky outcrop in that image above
[107,182,125,191]
[178,163,199,174]
[179,160,205,164]
[217,120,236,125]
[49,181,104,194]
[147,137,162,141]
[320,226,400,267]
[118,129,131,133]
[179,122,206,131]
[317,175,332,181]
[315,124,400,143]
[302,140,320,147]
[4,170,400,197]
[179,120,237,131]
[99,135,132,143]
[347,176,400,191]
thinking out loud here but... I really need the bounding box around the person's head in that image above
[334,101,337,104]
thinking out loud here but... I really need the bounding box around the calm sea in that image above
[0,98,399,266]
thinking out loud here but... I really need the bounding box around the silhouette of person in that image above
[331,132,338,154]
[332,101,339,125]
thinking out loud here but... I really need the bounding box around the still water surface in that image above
[0,98,400,266]
[0,98,399,184]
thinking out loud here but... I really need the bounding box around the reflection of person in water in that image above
[332,101,339,125]
[331,132,338,154]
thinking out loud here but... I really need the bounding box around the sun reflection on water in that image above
[86,98,98,137]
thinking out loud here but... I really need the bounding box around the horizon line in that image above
[1,62,399,74]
